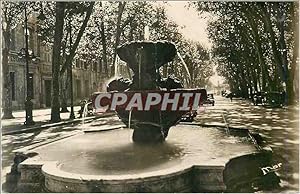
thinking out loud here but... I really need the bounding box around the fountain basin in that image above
[117,41,177,71]
[12,124,272,192]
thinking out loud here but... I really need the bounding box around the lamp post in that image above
[18,3,45,125]
[22,5,35,125]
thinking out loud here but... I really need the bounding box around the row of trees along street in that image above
[2,2,213,121]
[192,2,299,105]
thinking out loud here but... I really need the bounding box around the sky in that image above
[164,1,224,86]
[164,1,212,49]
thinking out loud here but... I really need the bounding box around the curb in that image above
[83,124,126,133]
[2,112,116,136]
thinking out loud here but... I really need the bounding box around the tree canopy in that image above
[192,2,298,104]
[2,1,213,120]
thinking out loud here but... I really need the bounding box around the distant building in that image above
[5,16,107,110]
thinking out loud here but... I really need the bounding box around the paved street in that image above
[196,96,299,192]
[1,106,81,134]
[1,96,299,192]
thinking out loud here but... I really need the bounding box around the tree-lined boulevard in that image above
[1,1,299,193]
[193,2,299,104]
[2,1,298,122]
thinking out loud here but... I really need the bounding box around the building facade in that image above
[5,16,107,110]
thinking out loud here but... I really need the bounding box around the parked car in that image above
[252,91,284,107]
[181,110,197,122]
[263,92,285,108]
[253,91,265,105]
[205,93,215,106]
[221,90,227,97]
[226,91,245,99]
[225,92,232,98]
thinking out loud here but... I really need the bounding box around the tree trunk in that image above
[251,67,258,92]
[259,4,285,82]
[240,26,259,95]
[260,3,296,104]
[239,64,248,98]
[60,72,69,112]
[289,3,299,104]
[60,31,69,113]
[2,30,14,119]
[51,2,65,122]
[276,3,294,105]
[245,62,253,98]
[243,9,269,91]
[112,2,126,77]
[60,2,95,75]
[99,20,108,75]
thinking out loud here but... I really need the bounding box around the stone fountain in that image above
[106,41,206,143]
[3,41,280,193]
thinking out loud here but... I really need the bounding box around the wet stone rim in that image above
[41,161,225,192]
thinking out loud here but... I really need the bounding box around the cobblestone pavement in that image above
[196,96,299,192]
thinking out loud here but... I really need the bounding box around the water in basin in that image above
[34,124,256,175]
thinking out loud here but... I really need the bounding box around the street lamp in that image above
[22,5,35,126]
[18,3,45,125]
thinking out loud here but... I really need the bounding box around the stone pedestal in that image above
[132,127,165,143]
[17,159,45,192]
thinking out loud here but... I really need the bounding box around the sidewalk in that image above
[196,96,299,133]
[1,106,86,135]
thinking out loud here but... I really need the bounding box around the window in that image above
[84,61,88,69]
[99,59,102,73]
[93,61,97,72]
[29,28,34,51]
[10,72,15,101]
[76,80,81,98]
[75,59,79,68]
[37,32,41,56]
[93,82,97,92]
[11,29,16,51]
[43,53,49,62]
[85,80,89,97]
